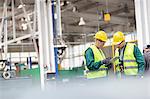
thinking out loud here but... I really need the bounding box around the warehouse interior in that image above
[1,0,150,99]
[0,0,137,68]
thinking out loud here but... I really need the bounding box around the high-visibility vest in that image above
[114,43,138,76]
[84,45,108,79]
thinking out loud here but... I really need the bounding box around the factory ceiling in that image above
[0,0,136,51]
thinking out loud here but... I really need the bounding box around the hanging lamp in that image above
[78,17,85,26]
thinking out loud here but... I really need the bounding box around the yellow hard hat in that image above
[113,31,125,45]
[94,31,108,42]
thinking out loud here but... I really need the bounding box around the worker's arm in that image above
[85,48,103,71]
[134,46,145,75]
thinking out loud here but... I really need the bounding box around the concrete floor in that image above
[0,77,38,99]
[1,77,150,99]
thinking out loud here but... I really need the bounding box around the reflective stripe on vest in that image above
[124,66,138,69]
[84,45,108,79]
[114,43,138,76]
[123,60,136,62]
[86,68,108,73]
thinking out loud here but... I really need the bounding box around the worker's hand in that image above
[105,63,113,69]
[101,57,111,64]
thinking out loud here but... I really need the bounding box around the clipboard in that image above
[105,56,119,66]
[109,56,119,63]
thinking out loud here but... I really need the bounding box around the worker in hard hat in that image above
[84,31,112,79]
[112,31,145,78]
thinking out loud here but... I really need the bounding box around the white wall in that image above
[2,52,38,63]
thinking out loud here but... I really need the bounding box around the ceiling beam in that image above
[63,25,96,33]
[61,0,82,12]
[0,5,33,20]
[78,2,101,12]
[90,0,133,4]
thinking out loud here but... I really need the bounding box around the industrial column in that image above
[135,0,150,51]
[36,0,56,90]
[48,0,56,73]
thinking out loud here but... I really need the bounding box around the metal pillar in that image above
[47,0,56,73]
[143,0,150,44]
[56,0,62,38]
[36,0,45,90]
[54,48,58,76]
[43,1,51,72]
[9,53,12,70]
[135,0,150,51]
[33,1,39,57]
[36,0,55,90]
[29,57,32,69]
